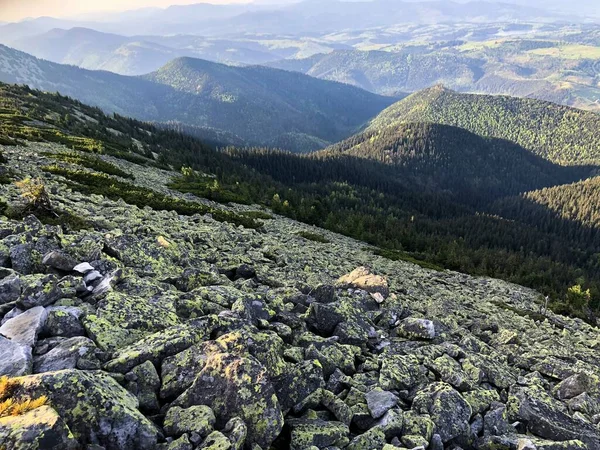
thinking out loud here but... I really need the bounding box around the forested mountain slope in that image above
[367,86,600,165]
[0,45,394,151]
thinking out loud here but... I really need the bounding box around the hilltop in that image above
[366,86,600,165]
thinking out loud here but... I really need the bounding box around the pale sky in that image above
[0,0,253,22]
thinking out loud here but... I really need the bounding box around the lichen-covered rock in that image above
[164,405,216,438]
[379,354,425,391]
[199,430,232,450]
[0,336,32,376]
[346,427,386,450]
[0,306,47,347]
[18,275,79,309]
[273,359,325,412]
[287,419,350,450]
[43,306,85,338]
[396,317,436,340]
[104,321,211,373]
[412,382,472,443]
[175,352,284,449]
[0,406,79,450]
[32,336,97,373]
[321,389,353,425]
[13,369,159,450]
[223,417,247,450]
[168,434,194,450]
[507,381,600,448]
[553,372,599,400]
[337,267,389,299]
[0,273,20,306]
[125,360,161,412]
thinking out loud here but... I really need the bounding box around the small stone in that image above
[73,262,95,274]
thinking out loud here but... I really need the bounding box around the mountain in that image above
[318,122,587,203]
[367,86,600,165]
[0,45,395,151]
[4,82,600,450]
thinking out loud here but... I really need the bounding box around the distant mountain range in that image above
[0,44,394,151]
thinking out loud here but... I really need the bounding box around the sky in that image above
[0,0,255,22]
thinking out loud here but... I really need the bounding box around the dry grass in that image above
[0,376,48,418]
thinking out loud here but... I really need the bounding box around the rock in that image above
[32,336,97,373]
[396,317,436,340]
[287,419,350,450]
[346,427,386,450]
[125,360,161,412]
[427,354,473,392]
[412,382,472,443]
[0,405,79,450]
[9,243,37,275]
[164,405,216,438]
[273,359,324,412]
[13,369,159,450]
[0,274,20,306]
[43,306,85,337]
[223,417,247,450]
[72,262,95,274]
[337,267,389,299]
[199,431,231,450]
[0,336,32,376]
[235,264,256,280]
[42,250,77,272]
[365,389,399,419]
[554,372,598,400]
[161,340,225,400]
[483,402,513,436]
[379,354,425,391]
[18,275,79,309]
[104,322,209,373]
[168,434,194,450]
[175,353,283,449]
[0,306,47,347]
[321,389,354,425]
[508,382,600,448]
[374,408,404,439]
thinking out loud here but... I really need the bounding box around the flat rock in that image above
[366,389,399,419]
[42,250,77,272]
[0,306,47,347]
[33,336,97,373]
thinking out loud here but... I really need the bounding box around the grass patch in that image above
[372,247,444,272]
[42,166,262,229]
[297,231,330,243]
[240,210,274,220]
[0,376,48,419]
[169,175,252,205]
[41,151,134,179]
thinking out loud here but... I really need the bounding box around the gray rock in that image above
[396,317,436,340]
[73,262,95,274]
[42,250,77,272]
[199,431,231,450]
[223,417,247,450]
[365,389,399,419]
[167,434,194,450]
[33,336,96,373]
[125,360,161,412]
[0,335,32,376]
[18,275,79,309]
[554,372,598,400]
[9,243,36,275]
[0,306,47,346]
[0,274,20,306]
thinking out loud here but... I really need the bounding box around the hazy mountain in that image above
[367,85,600,165]
[0,45,394,150]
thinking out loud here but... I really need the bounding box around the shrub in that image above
[15,178,52,212]
[0,376,48,418]
[297,231,330,243]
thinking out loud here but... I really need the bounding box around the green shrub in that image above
[372,247,444,272]
[297,231,330,243]
[41,151,134,179]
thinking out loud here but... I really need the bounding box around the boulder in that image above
[379,354,425,391]
[273,359,325,412]
[223,417,247,450]
[396,317,436,340]
[0,306,47,347]
[0,336,32,376]
[175,353,283,449]
[164,405,216,438]
[412,382,472,443]
[33,336,97,373]
[287,419,350,450]
[125,360,161,412]
[0,405,79,450]
[346,427,386,450]
[18,275,79,309]
[199,431,231,450]
[365,389,399,419]
[337,267,389,299]
[42,250,77,272]
[554,372,599,400]
[0,274,20,306]
[13,369,159,450]
[43,306,85,337]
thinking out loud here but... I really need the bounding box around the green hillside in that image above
[367,86,600,165]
